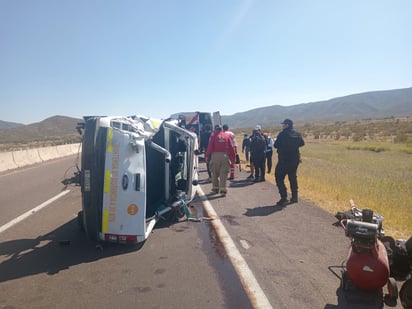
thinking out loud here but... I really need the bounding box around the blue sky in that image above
[1,0,411,124]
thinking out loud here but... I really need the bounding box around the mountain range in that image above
[0,87,411,143]
[0,120,24,130]
[222,87,412,128]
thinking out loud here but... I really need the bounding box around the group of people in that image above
[242,125,274,182]
[204,118,304,206]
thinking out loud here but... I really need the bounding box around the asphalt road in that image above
[0,156,251,309]
[0,156,405,308]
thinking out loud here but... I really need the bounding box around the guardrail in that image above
[0,143,81,172]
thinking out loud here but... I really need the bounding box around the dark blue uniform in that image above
[274,119,305,205]
[250,130,267,182]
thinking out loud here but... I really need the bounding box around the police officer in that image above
[274,119,305,206]
[242,134,250,162]
[249,126,267,182]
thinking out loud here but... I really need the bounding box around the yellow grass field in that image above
[298,141,411,239]
[237,137,412,239]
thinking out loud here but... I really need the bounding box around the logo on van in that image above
[122,174,129,190]
[127,204,139,215]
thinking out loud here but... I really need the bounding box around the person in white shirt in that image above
[263,132,274,173]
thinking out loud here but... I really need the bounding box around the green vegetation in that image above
[342,141,412,154]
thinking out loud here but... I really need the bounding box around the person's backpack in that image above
[249,134,265,159]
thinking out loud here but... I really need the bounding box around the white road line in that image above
[197,186,273,309]
[0,190,71,234]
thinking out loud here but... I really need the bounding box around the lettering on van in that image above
[109,143,120,222]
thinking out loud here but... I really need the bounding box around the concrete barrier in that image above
[71,143,81,154]
[0,143,82,173]
[56,144,73,157]
[0,152,18,171]
[12,148,42,167]
[38,146,60,161]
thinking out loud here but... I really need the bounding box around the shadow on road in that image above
[243,204,284,217]
[228,178,255,188]
[325,265,396,309]
[323,286,385,309]
[0,218,144,283]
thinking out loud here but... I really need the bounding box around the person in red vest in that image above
[222,124,237,180]
[205,125,236,196]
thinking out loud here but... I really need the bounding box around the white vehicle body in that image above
[79,115,199,244]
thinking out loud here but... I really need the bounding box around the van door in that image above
[101,126,147,241]
[163,121,198,202]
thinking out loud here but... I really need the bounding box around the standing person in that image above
[200,124,212,153]
[249,126,267,182]
[264,132,274,173]
[274,118,305,206]
[222,124,237,180]
[205,125,236,196]
[242,134,250,161]
[200,124,212,180]
[247,132,255,179]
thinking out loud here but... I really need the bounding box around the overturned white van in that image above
[77,115,199,244]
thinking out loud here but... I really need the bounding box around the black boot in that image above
[276,197,289,206]
[290,191,298,203]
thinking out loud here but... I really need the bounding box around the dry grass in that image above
[298,141,411,239]
[237,137,412,239]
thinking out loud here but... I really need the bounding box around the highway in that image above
[0,156,404,308]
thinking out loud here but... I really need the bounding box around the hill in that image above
[0,120,24,130]
[0,115,82,147]
[221,87,412,128]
